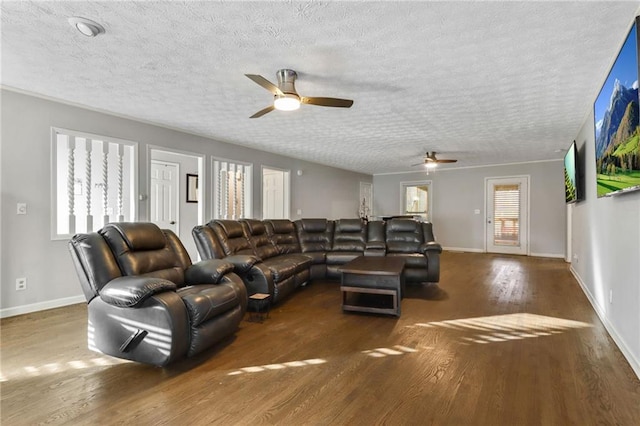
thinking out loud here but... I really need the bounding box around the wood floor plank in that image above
[2,252,640,425]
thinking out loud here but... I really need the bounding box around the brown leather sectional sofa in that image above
[68,218,441,367]
[192,218,442,305]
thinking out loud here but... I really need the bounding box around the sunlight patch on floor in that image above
[227,344,421,376]
[411,313,591,345]
[0,356,131,382]
[362,345,418,358]
[228,358,327,376]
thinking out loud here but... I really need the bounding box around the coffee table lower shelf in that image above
[341,285,400,317]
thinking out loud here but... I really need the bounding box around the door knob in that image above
[170,221,176,225]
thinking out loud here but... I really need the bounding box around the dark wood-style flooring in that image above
[2,252,640,425]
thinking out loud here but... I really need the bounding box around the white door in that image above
[486,176,529,255]
[262,167,289,219]
[150,160,179,234]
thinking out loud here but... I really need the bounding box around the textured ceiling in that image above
[2,1,639,174]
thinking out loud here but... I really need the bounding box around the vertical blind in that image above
[493,184,520,246]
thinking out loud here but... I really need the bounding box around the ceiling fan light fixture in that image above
[425,162,438,169]
[68,17,105,37]
[274,93,301,111]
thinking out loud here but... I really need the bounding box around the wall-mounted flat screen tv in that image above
[564,141,582,203]
[593,17,640,198]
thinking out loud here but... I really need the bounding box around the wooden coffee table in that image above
[339,256,405,317]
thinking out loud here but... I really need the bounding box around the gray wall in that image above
[0,89,370,315]
[570,111,640,377]
[373,160,566,256]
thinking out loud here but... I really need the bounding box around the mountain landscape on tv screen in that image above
[564,149,577,203]
[594,79,640,196]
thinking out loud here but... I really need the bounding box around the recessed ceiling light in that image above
[68,17,105,37]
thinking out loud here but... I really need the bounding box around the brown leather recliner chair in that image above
[68,222,247,367]
[384,219,442,283]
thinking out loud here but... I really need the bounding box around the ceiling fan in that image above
[412,152,458,169]
[245,69,354,118]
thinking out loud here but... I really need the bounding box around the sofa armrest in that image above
[185,259,235,285]
[100,276,177,307]
[419,242,442,282]
[420,241,443,254]
[224,254,261,274]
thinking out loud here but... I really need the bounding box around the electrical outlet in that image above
[296,209,302,215]
[609,289,613,304]
[573,253,579,263]
[16,277,27,291]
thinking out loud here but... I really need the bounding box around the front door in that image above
[150,160,179,234]
[486,176,529,255]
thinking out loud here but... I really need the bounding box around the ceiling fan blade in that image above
[250,105,275,118]
[301,97,353,108]
[245,74,282,95]
[411,162,426,167]
[436,159,458,163]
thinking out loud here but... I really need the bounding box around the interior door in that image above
[150,160,178,234]
[262,167,289,219]
[486,176,528,255]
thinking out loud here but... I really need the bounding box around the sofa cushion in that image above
[301,251,326,265]
[385,219,424,253]
[178,284,239,327]
[213,220,255,256]
[332,219,366,252]
[277,254,313,273]
[241,219,279,260]
[263,258,297,282]
[386,253,427,267]
[299,218,328,232]
[100,224,186,285]
[265,220,301,254]
[326,251,361,265]
[296,219,334,253]
[387,241,421,253]
[105,222,166,251]
[192,224,226,259]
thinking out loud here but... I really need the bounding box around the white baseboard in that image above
[443,247,484,253]
[0,295,85,319]
[570,266,640,380]
[530,252,565,259]
[443,247,564,259]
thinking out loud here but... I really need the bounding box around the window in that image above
[492,184,520,245]
[401,181,432,220]
[51,128,138,239]
[212,158,252,219]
